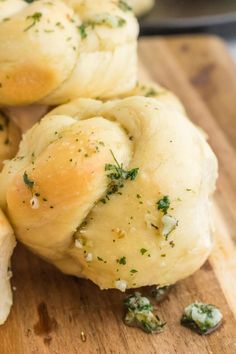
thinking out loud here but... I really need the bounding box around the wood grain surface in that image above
[1,35,236,354]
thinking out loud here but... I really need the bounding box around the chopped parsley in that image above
[24,0,35,2]
[23,172,34,189]
[181,302,223,335]
[145,88,157,97]
[44,29,54,33]
[130,269,138,274]
[140,248,147,255]
[118,0,132,12]
[157,196,170,215]
[117,256,126,265]
[124,292,166,334]
[78,14,126,39]
[90,13,126,28]
[78,24,87,39]
[104,150,139,199]
[24,12,42,32]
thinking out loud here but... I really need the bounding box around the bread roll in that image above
[0,209,16,325]
[0,96,217,291]
[0,0,138,106]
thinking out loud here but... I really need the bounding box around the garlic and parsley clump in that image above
[181,302,223,335]
[101,150,139,204]
[124,292,166,334]
[157,196,178,240]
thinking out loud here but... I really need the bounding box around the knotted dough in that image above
[0,0,138,106]
[0,96,217,291]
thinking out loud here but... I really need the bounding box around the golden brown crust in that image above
[0,65,59,106]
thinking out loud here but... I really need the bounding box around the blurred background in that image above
[136,0,236,58]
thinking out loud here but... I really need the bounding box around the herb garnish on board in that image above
[124,292,166,334]
[181,302,223,335]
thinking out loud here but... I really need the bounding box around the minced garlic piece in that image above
[30,196,39,209]
[75,239,83,249]
[112,228,126,239]
[85,253,93,262]
[115,279,127,292]
[161,214,178,238]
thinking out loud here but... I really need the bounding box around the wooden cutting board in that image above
[1,35,236,354]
